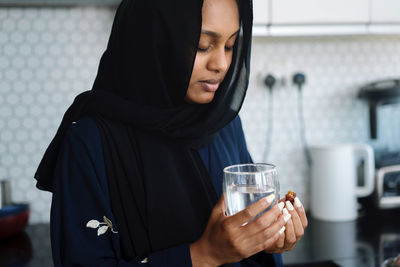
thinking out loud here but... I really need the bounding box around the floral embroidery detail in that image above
[86,216,118,236]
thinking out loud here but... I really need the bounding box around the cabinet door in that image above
[371,0,400,23]
[271,0,369,24]
[253,0,269,25]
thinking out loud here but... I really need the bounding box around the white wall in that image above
[1,7,400,223]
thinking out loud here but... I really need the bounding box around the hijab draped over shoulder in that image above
[35,0,253,260]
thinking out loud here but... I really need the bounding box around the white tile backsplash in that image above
[240,36,400,209]
[1,7,400,222]
[0,6,115,223]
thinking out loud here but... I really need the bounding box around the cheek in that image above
[190,55,206,82]
[227,52,234,69]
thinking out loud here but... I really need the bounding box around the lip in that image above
[199,79,221,92]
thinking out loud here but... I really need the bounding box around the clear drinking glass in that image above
[223,163,279,216]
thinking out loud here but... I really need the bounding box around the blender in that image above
[359,79,400,209]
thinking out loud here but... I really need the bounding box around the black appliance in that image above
[359,79,400,209]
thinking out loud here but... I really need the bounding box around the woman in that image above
[35,0,307,266]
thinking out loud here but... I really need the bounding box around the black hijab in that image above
[35,0,253,260]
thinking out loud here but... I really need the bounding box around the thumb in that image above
[211,195,226,220]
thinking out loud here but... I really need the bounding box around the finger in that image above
[276,231,285,248]
[262,226,286,251]
[212,195,226,221]
[294,197,308,228]
[251,224,285,255]
[282,208,296,245]
[285,200,304,239]
[243,202,284,235]
[235,213,284,258]
[246,212,288,249]
[230,194,277,226]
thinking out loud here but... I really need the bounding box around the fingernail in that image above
[279,226,286,235]
[283,208,289,215]
[283,214,291,223]
[265,194,275,204]
[286,201,294,211]
[295,197,302,208]
[278,202,285,211]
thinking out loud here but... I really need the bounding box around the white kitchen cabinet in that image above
[252,0,270,36]
[252,0,400,36]
[370,0,400,23]
[253,0,270,25]
[270,0,369,25]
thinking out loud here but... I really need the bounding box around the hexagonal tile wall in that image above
[241,36,400,208]
[1,6,400,222]
[0,6,115,223]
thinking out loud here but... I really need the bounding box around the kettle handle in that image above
[354,144,375,197]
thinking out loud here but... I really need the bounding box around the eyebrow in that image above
[201,29,240,39]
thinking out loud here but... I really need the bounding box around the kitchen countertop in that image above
[0,222,52,267]
[0,208,399,267]
[283,208,400,267]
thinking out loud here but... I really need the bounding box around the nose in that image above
[207,47,229,74]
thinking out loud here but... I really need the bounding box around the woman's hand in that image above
[264,196,308,253]
[190,195,288,267]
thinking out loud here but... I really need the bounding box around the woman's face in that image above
[185,0,240,104]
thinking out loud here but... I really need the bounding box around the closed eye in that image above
[197,46,212,53]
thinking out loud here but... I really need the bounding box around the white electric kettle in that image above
[309,143,375,221]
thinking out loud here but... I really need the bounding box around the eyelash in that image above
[197,46,234,53]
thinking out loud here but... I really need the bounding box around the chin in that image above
[197,96,214,104]
[185,92,215,104]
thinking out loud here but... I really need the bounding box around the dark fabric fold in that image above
[94,116,218,259]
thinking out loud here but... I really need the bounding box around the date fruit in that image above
[285,190,296,204]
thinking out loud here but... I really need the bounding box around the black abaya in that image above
[35,0,253,260]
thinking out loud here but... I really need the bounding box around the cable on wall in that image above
[263,74,276,163]
[293,72,312,168]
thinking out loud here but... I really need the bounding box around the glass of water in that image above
[223,163,279,216]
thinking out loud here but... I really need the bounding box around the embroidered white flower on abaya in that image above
[86,216,118,236]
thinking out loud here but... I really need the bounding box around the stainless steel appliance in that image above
[375,151,400,209]
[359,79,400,209]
